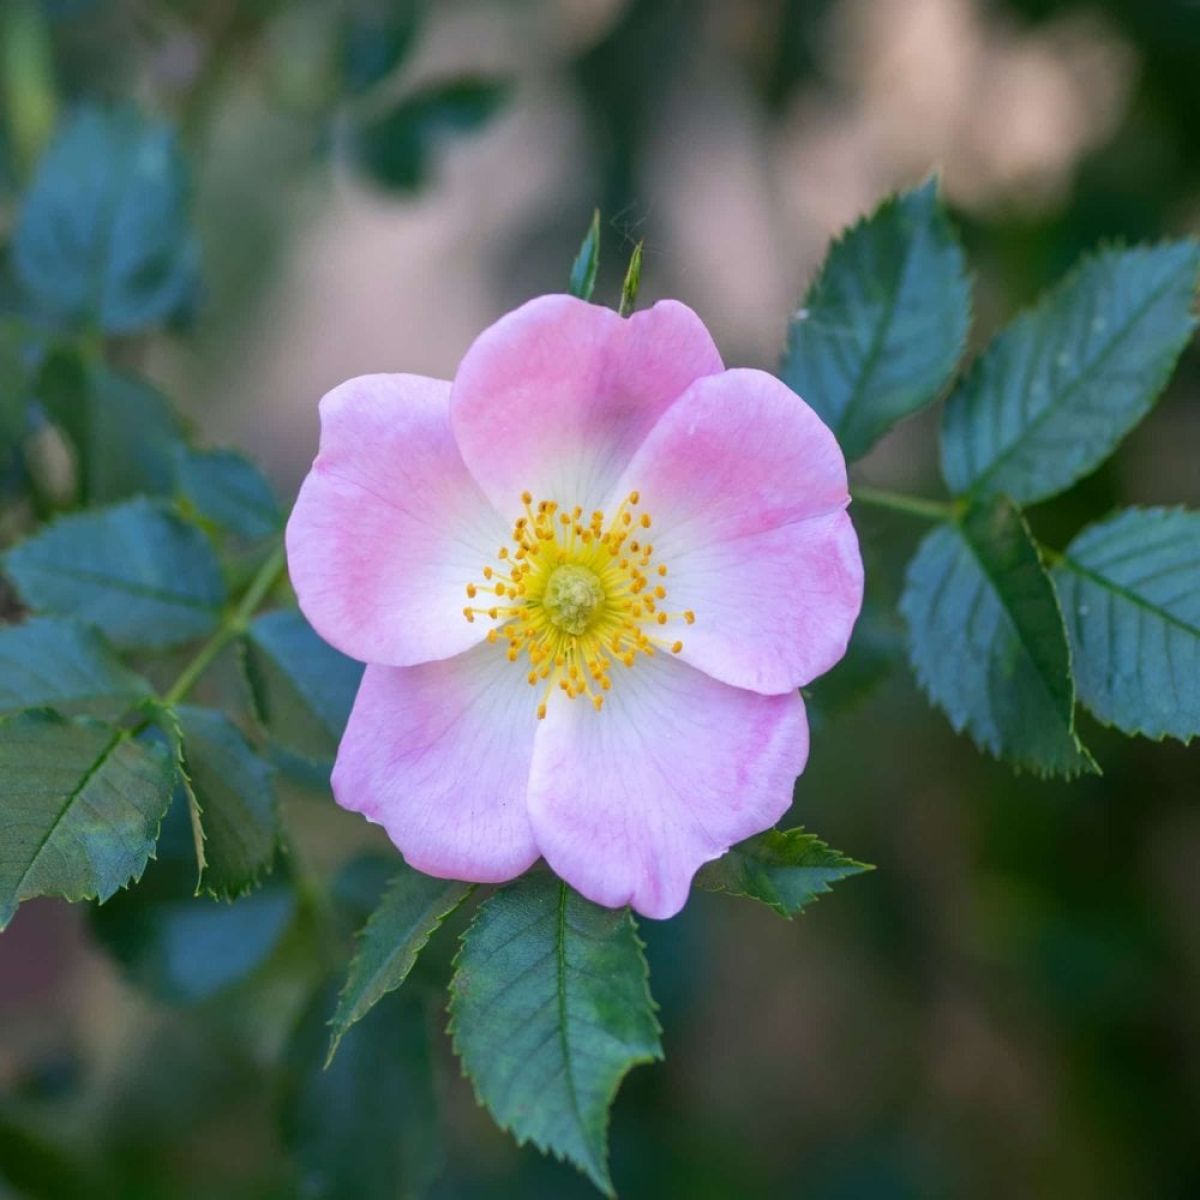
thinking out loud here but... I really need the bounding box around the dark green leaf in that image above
[13,105,200,333]
[175,705,279,899]
[695,827,871,917]
[781,179,970,460]
[37,351,183,503]
[0,710,174,929]
[243,608,363,763]
[941,241,1200,503]
[448,874,661,1196]
[282,982,440,1200]
[0,616,150,718]
[4,497,226,650]
[900,495,1094,776]
[90,788,297,1004]
[174,445,282,541]
[339,0,426,96]
[328,865,471,1063]
[347,78,509,191]
[568,209,601,301]
[805,597,903,726]
[1054,507,1200,742]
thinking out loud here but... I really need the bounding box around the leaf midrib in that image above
[1060,555,1200,640]
[10,724,127,906]
[556,882,602,1183]
[969,257,1193,495]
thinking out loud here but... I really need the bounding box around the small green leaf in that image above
[282,982,440,1200]
[0,616,150,719]
[618,239,643,318]
[781,178,970,460]
[90,788,297,1004]
[13,105,200,333]
[941,241,1200,503]
[695,827,871,917]
[900,494,1095,776]
[174,445,282,541]
[4,497,226,650]
[328,865,472,1064]
[1054,507,1200,742]
[448,874,661,1196]
[569,209,601,301]
[347,78,508,191]
[175,706,279,899]
[37,351,183,503]
[0,710,174,929]
[242,608,363,763]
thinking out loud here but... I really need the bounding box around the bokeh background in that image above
[2,1,1199,1197]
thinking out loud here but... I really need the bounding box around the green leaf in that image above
[4,497,226,650]
[90,787,297,1004]
[0,710,174,929]
[568,209,601,301]
[781,179,970,460]
[941,241,1200,503]
[695,827,871,917]
[328,865,472,1064]
[347,78,509,191]
[13,105,200,333]
[281,982,440,1200]
[174,445,282,541]
[448,874,661,1196]
[0,616,151,718]
[175,705,279,899]
[338,0,427,96]
[1053,507,1200,742]
[242,608,363,763]
[618,239,643,318]
[900,494,1095,776]
[37,351,183,503]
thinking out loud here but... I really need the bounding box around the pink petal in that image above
[332,648,540,883]
[450,294,723,516]
[286,374,508,666]
[527,654,808,919]
[610,368,863,694]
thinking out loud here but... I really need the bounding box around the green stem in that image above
[162,540,286,707]
[851,485,956,523]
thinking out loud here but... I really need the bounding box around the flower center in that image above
[543,564,604,635]
[463,490,695,719]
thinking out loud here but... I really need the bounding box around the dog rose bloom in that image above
[286,296,862,918]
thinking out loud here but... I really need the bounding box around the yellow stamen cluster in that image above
[463,490,695,718]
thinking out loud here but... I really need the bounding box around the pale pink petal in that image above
[450,294,723,516]
[333,647,540,883]
[610,368,863,694]
[286,374,508,667]
[527,654,808,919]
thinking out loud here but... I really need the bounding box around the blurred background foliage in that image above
[1,0,1199,1197]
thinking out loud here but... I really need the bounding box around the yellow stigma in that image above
[462,490,693,719]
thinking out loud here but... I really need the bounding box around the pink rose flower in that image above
[286,296,862,918]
